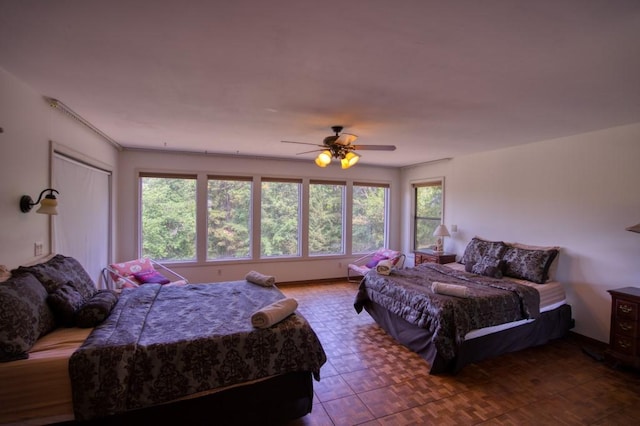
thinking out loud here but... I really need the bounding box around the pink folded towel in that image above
[251,298,298,328]
[431,281,470,298]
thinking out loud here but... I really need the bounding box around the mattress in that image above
[0,327,92,425]
[443,262,567,339]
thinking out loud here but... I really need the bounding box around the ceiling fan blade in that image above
[334,133,358,146]
[281,140,322,147]
[352,144,396,151]
[296,148,325,155]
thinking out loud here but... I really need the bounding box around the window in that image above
[309,180,345,255]
[138,172,392,262]
[352,183,389,253]
[207,176,252,260]
[413,180,443,250]
[140,174,197,261]
[260,178,301,257]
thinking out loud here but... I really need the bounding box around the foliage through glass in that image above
[139,175,391,261]
[352,185,387,253]
[261,180,301,257]
[208,178,251,259]
[309,182,345,255]
[414,182,443,250]
[141,176,197,261]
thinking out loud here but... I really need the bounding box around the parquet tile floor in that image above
[280,281,640,426]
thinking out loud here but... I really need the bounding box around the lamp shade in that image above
[315,150,332,167]
[315,157,328,167]
[433,224,450,237]
[36,195,58,215]
[20,188,59,215]
[341,152,359,169]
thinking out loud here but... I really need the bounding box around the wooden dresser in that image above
[414,249,456,265]
[606,287,640,370]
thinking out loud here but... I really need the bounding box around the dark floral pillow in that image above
[47,282,86,327]
[75,290,118,328]
[0,273,56,362]
[461,237,508,265]
[470,256,505,279]
[13,254,97,299]
[502,246,559,284]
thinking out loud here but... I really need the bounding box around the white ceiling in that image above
[1,0,639,167]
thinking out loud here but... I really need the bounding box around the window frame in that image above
[138,172,198,263]
[351,181,390,254]
[136,172,392,264]
[412,178,444,251]
[308,179,347,256]
[259,177,303,259]
[206,175,253,261]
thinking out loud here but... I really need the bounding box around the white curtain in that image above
[53,153,111,289]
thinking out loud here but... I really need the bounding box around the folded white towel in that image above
[245,270,276,287]
[251,297,299,328]
[431,281,470,298]
[376,259,393,275]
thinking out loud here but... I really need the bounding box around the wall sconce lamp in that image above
[627,223,640,233]
[433,224,450,253]
[20,188,59,215]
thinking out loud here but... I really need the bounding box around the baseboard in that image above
[277,277,351,287]
[567,331,608,349]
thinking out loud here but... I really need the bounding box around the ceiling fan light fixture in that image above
[315,150,332,167]
[341,151,359,169]
[282,125,395,170]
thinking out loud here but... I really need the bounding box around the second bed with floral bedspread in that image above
[354,263,541,362]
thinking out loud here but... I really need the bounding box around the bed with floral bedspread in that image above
[1,255,326,424]
[354,238,573,374]
[355,263,541,361]
[69,280,326,421]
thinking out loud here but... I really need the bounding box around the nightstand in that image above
[414,249,457,265]
[605,287,640,370]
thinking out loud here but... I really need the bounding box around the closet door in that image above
[53,152,111,288]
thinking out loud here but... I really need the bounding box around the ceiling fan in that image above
[281,126,396,169]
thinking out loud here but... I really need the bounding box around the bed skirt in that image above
[363,301,573,374]
[55,371,314,425]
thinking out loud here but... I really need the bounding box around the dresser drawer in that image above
[614,319,638,337]
[615,299,638,320]
[611,334,638,356]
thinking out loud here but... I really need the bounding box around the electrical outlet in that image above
[34,242,43,256]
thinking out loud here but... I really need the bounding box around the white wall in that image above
[400,124,640,343]
[117,149,401,283]
[0,67,119,269]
